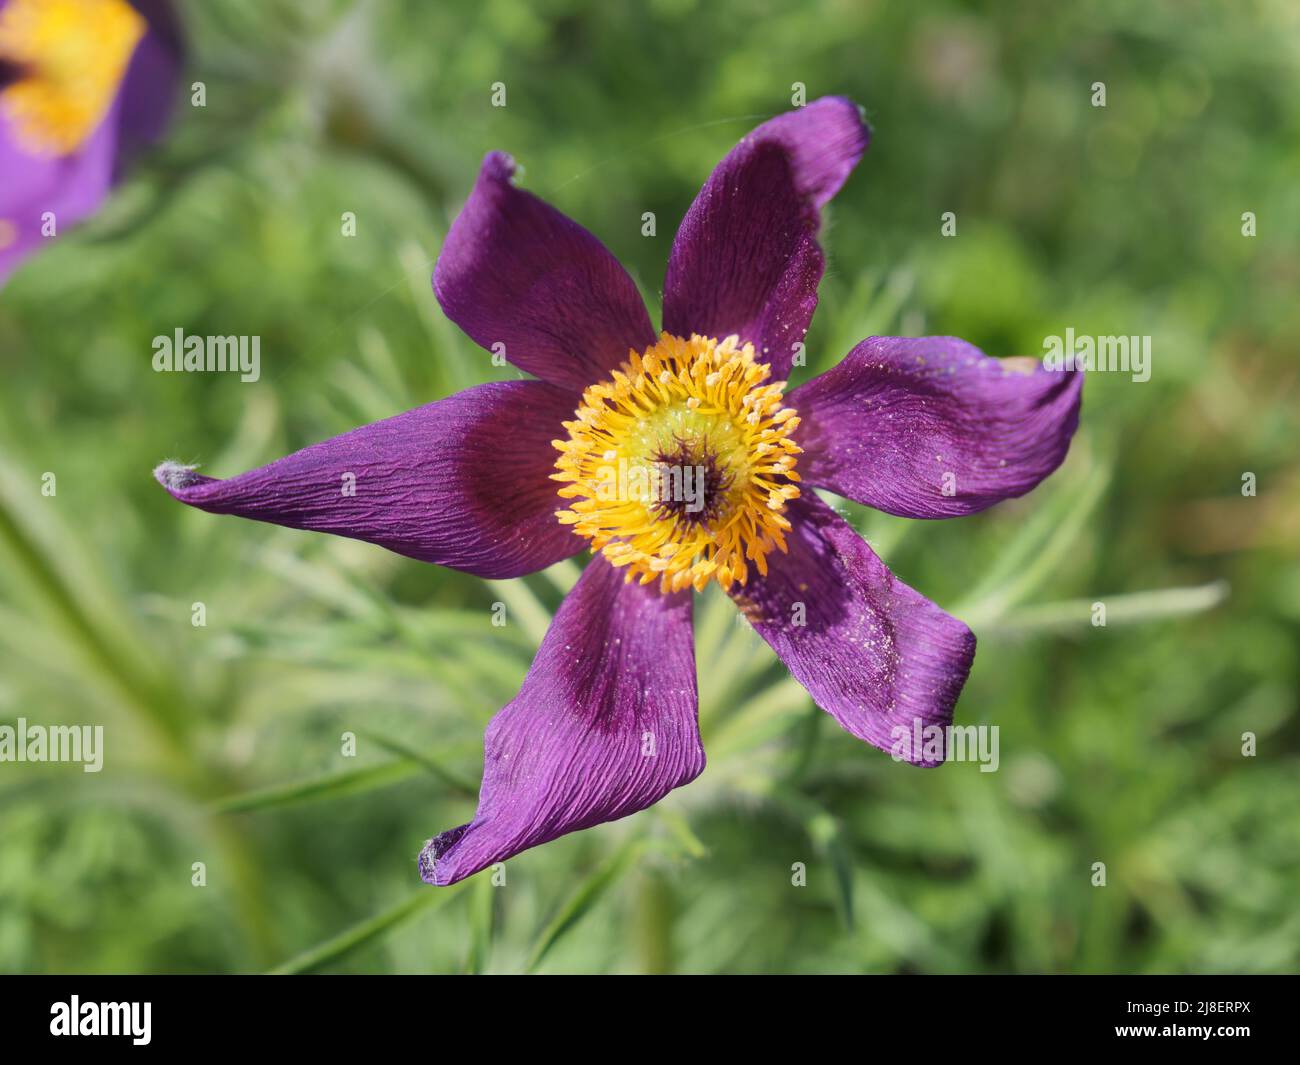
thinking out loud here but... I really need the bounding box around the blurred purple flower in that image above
[154,97,1082,884]
[0,0,182,284]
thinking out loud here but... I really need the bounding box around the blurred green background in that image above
[1,0,1297,974]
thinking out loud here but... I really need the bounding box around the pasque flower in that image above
[0,0,181,284]
[154,97,1082,885]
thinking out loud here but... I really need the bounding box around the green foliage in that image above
[0,0,1296,974]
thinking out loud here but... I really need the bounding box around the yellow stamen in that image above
[0,0,146,158]
[553,332,803,594]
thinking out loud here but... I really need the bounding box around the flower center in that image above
[553,333,802,594]
[0,0,145,158]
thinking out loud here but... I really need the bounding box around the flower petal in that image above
[420,557,703,885]
[0,0,179,285]
[433,151,656,392]
[117,0,184,152]
[0,102,119,284]
[791,336,1083,518]
[662,96,869,377]
[733,494,974,764]
[154,380,583,579]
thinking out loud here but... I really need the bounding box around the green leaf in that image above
[786,794,855,932]
[655,808,709,860]
[268,886,463,975]
[355,729,479,798]
[0,454,194,753]
[987,580,1229,634]
[526,839,644,972]
[705,675,809,756]
[491,577,554,646]
[955,450,1111,626]
[212,758,423,813]
[465,874,496,974]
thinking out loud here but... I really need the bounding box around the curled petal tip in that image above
[482,150,516,181]
[153,460,202,493]
[419,825,470,886]
[417,841,437,885]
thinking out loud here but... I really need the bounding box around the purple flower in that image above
[154,97,1082,885]
[0,0,182,285]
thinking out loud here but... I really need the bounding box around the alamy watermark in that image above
[594,457,707,513]
[50,997,150,1045]
[891,722,999,772]
[1042,327,1150,382]
[152,328,260,382]
[0,718,103,772]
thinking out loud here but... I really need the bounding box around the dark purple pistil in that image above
[0,59,26,91]
[649,435,732,529]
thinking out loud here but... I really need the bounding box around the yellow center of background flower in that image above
[553,333,802,594]
[0,0,145,157]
